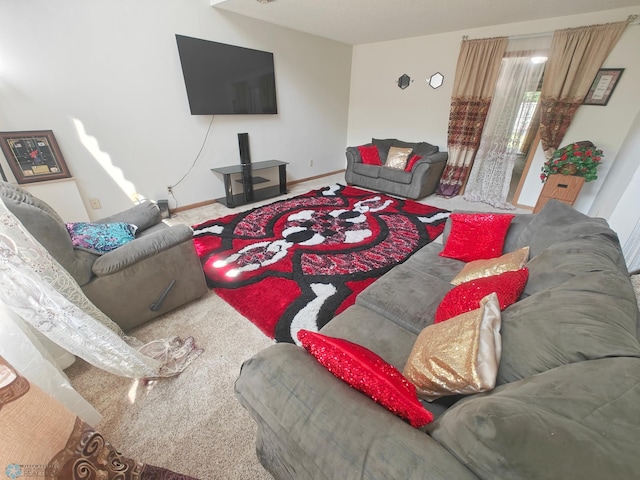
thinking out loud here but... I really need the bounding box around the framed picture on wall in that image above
[583,68,625,106]
[0,130,71,184]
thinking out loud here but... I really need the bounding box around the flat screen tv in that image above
[175,34,278,115]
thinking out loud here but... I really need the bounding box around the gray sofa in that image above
[0,181,208,331]
[235,200,640,480]
[345,138,448,199]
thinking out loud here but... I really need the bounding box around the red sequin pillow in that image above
[439,213,516,262]
[297,330,434,428]
[434,268,529,323]
[358,145,382,165]
[404,154,423,172]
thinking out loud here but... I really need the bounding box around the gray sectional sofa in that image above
[235,200,640,480]
[345,138,448,199]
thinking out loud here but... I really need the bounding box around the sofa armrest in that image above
[91,224,194,275]
[97,200,162,232]
[414,150,448,166]
[235,343,478,480]
[345,146,364,167]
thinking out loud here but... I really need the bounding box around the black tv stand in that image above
[211,160,288,208]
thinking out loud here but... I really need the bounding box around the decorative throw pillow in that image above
[404,293,502,401]
[450,246,530,285]
[357,144,382,166]
[404,154,423,172]
[297,329,434,428]
[435,268,529,323]
[65,222,137,255]
[384,146,413,169]
[439,213,516,262]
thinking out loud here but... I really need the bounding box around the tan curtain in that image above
[539,21,627,158]
[436,37,508,198]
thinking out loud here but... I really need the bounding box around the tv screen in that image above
[175,34,278,115]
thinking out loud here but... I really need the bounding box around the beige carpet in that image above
[65,174,532,479]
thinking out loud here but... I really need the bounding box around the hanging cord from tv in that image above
[167,115,215,209]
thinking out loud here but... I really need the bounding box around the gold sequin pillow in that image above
[403,293,502,402]
[384,146,413,169]
[450,246,530,286]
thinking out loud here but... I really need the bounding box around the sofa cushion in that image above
[372,137,397,159]
[451,246,530,285]
[379,165,414,184]
[298,330,434,428]
[411,142,439,158]
[372,138,439,162]
[0,182,97,285]
[235,342,481,480]
[96,200,161,233]
[356,243,461,334]
[522,234,628,298]
[352,162,381,178]
[320,303,418,371]
[440,213,515,262]
[434,268,528,323]
[404,293,502,402]
[385,146,413,169]
[358,144,383,165]
[507,200,622,263]
[443,211,533,253]
[405,155,422,172]
[430,357,640,480]
[497,269,640,385]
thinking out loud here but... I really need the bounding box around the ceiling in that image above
[211,0,640,45]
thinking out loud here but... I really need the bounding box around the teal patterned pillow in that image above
[65,222,137,255]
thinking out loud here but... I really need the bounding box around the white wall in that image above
[605,110,640,246]
[347,7,640,213]
[0,0,352,218]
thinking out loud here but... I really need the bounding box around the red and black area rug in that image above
[192,184,449,343]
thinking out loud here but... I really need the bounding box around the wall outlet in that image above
[89,198,102,209]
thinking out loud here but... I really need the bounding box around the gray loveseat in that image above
[235,200,640,480]
[0,181,207,331]
[345,138,448,199]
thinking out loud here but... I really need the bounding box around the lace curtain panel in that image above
[464,36,550,209]
[539,21,627,158]
[436,37,508,198]
[0,199,202,381]
[0,301,102,425]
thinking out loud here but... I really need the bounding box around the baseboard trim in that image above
[171,169,345,214]
[287,169,345,186]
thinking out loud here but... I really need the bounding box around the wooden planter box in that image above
[534,174,585,213]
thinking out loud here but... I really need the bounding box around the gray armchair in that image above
[345,138,448,199]
[0,181,207,332]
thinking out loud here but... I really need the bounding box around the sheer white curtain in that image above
[464,36,551,209]
[0,304,102,425]
[0,199,203,387]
